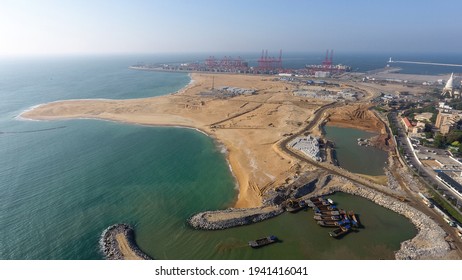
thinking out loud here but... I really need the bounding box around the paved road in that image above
[369,111,462,255]
[389,112,462,211]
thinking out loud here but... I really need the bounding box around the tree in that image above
[430,112,437,124]
[424,123,432,133]
[446,130,462,144]
[434,133,446,148]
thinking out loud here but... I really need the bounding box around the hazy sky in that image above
[1,0,461,55]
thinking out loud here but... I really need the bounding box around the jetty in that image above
[188,206,284,230]
[100,224,152,260]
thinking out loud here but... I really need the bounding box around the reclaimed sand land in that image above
[22,73,330,208]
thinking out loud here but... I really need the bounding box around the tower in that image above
[442,73,455,98]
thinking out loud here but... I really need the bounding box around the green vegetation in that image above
[372,106,387,113]
[430,88,445,100]
[434,133,446,148]
[430,111,437,124]
[428,189,462,224]
[447,100,462,111]
[432,130,462,154]
[402,105,437,120]
[387,113,398,135]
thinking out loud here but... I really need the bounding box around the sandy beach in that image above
[22,73,330,208]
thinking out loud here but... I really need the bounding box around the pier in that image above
[100,224,152,260]
[389,59,462,68]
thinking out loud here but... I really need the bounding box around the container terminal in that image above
[129,49,351,76]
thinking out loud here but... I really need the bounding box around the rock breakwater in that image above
[188,206,284,230]
[100,223,152,260]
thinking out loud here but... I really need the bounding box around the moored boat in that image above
[313,200,331,206]
[329,225,351,238]
[309,197,325,203]
[286,200,307,213]
[313,215,341,221]
[317,220,342,227]
[314,210,340,216]
[315,204,337,210]
[347,211,361,227]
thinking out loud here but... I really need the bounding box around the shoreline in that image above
[19,72,455,259]
[19,73,312,208]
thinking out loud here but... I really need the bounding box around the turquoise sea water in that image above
[0,55,416,259]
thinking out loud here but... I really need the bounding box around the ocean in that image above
[1,53,450,259]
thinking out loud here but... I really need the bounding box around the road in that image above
[277,88,462,257]
[389,112,462,211]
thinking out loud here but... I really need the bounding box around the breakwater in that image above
[188,206,284,230]
[100,224,152,260]
[315,179,451,260]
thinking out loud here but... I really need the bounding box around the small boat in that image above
[314,210,340,216]
[306,200,316,208]
[347,211,361,227]
[286,200,308,213]
[309,197,325,202]
[248,235,278,248]
[329,225,351,238]
[317,220,342,227]
[315,204,337,210]
[313,200,331,206]
[313,215,341,221]
[327,198,334,204]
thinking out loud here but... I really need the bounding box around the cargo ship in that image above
[304,50,351,76]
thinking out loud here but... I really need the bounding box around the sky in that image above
[1,0,461,56]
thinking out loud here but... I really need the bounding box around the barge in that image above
[313,215,341,221]
[248,235,279,248]
[329,225,351,238]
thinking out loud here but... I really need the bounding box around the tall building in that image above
[435,108,462,135]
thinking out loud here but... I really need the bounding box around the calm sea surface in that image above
[324,126,389,176]
[0,54,430,259]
